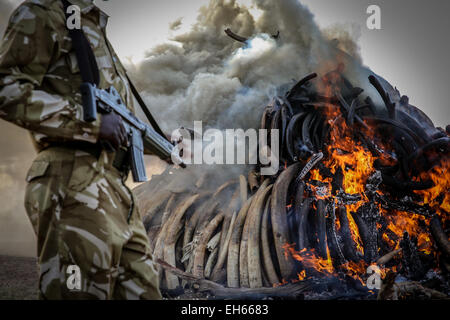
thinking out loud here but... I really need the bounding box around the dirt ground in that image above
[0,255,38,300]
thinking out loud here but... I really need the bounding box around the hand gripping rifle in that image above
[81,83,185,183]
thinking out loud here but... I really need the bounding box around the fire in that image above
[297,270,306,281]
[278,75,448,287]
[272,66,449,291]
[383,209,432,253]
[283,245,334,276]
[414,158,450,218]
[347,211,364,254]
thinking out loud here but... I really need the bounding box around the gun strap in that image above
[61,0,167,140]
[125,74,166,138]
[61,0,100,86]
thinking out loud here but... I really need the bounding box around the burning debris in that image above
[136,66,449,300]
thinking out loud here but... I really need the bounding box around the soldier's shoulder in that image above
[8,0,64,30]
[10,0,62,20]
[22,0,60,9]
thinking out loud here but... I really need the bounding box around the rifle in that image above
[81,82,185,182]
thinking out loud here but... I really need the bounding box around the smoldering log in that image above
[296,197,311,251]
[336,207,360,262]
[400,232,427,281]
[351,204,379,263]
[315,199,328,259]
[326,202,346,265]
[377,248,402,266]
[429,215,450,257]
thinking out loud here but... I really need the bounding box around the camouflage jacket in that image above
[0,0,135,151]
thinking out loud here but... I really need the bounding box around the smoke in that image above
[124,0,384,203]
[129,0,371,134]
[169,17,183,31]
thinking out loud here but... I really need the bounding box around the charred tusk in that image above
[224,28,248,43]
[377,248,402,266]
[301,113,315,152]
[260,107,271,131]
[287,73,317,99]
[271,162,302,280]
[325,201,347,264]
[286,112,307,161]
[430,215,450,257]
[297,152,323,181]
[336,206,360,262]
[280,106,289,152]
[315,200,328,259]
[296,197,311,251]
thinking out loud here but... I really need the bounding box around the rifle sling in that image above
[61,0,167,140]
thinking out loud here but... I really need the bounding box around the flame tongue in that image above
[279,78,449,287]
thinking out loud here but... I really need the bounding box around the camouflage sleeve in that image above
[0,3,100,144]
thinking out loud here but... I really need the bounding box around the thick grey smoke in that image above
[125,0,385,207]
[128,0,370,133]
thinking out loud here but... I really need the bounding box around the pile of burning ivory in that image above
[135,69,449,299]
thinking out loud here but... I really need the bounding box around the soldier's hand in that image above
[99,112,128,151]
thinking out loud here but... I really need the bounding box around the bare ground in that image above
[0,255,38,300]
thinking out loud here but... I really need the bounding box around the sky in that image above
[0,0,448,257]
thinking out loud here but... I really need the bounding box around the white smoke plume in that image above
[128,0,371,134]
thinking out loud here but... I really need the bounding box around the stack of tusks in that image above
[136,154,323,290]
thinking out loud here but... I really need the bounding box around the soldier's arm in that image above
[0,3,101,143]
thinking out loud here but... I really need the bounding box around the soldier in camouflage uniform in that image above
[0,0,162,299]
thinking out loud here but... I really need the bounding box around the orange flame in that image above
[279,68,448,287]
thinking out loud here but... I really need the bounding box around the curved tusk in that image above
[248,183,273,288]
[271,162,301,280]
